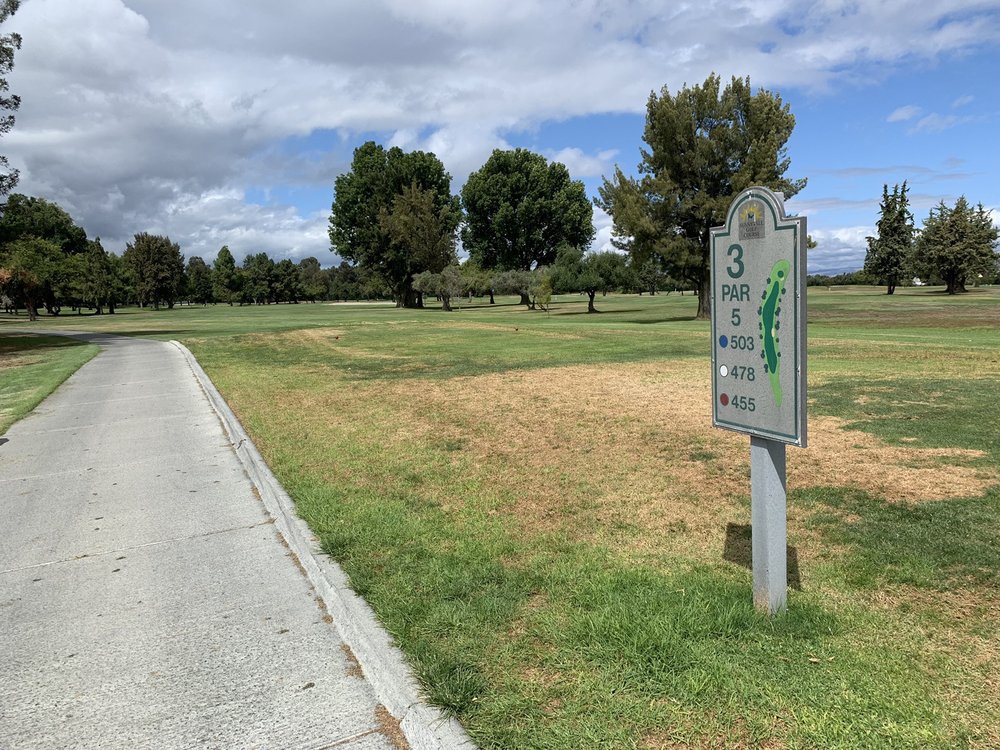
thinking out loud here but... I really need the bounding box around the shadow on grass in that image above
[800,485,1000,590]
[722,522,802,590]
[552,308,647,316]
[0,333,97,352]
[91,329,194,339]
[634,316,700,324]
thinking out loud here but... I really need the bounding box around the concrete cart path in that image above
[0,333,456,749]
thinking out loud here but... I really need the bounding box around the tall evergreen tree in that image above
[864,182,913,295]
[212,245,240,305]
[241,252,274,304]
[186,256,214,305]
[298,257,328,301]
[913,197,998,294]
[81,238,113,313]
[597,74,805,319]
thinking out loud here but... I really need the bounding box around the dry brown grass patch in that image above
[374,704,411,750]
[253,358,997,564]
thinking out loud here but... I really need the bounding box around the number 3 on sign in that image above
[727,244,744,279]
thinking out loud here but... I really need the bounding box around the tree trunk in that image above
[489,290,495,304]
[587,290,598,313]
[442,295,452,312]
[887,282,895,295]
[696,274,711,320]
[519,292,531,307]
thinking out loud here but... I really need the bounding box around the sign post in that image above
[710,187,806,614]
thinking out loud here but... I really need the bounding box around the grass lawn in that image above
[0,333,100,434]
[4,287,998,748]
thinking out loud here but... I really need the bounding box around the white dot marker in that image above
[720,365,729,377]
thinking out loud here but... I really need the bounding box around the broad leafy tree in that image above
[212,245,240,305]
[864,182,913,295]
[0,194,88,254]
[459,260,493,303]
[597,74,805,319]
[0,0,20,198]
[0,237,61,320]
[913,197,998,294]
[549,247,626,313]
[123,233,184,309]
[329,141,460,307]
[461,148,594,278]
[412,265,463,312]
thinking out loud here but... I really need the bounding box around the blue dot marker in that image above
[719,335,729,348]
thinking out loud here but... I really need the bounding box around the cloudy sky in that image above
[3,0,999,275]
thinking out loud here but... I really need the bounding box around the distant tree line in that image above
[864,182,999,294]
[0,193,395,320]
[330,74,805,318]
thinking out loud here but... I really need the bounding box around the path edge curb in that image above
[170,340,476,750]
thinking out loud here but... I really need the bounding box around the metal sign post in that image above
[710,187,807,614]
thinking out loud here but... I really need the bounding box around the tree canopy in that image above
[329,141,460,307]
[186,256,213,305]
[461,148,594,273]
[212,245,240,305]
[864,182,913,295]
[0,0,20,198]
[0,193,88,254]
[122,232,184,309]
[0,236,60,320]
[596,74,805,319]
[913,197,998,294]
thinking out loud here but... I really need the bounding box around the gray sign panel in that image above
[710,187,807,447]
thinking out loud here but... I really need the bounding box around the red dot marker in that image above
[720,393,729,406]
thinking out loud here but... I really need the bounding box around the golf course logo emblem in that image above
[759,260,789,406]
[738,200,766,240]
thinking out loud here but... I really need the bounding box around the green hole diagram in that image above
[759,259,790,406]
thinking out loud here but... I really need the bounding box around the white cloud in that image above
[910,113,973,134]
[546,148,619,179]
[887,105,921,122]
[807,226,872,275]
[2,0,999,262]
[591,205,618,254]
[952,94,974,108]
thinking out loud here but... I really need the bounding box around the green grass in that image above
[0,334,100,433]
[802,485,1000,590]
[3,286,999,748]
